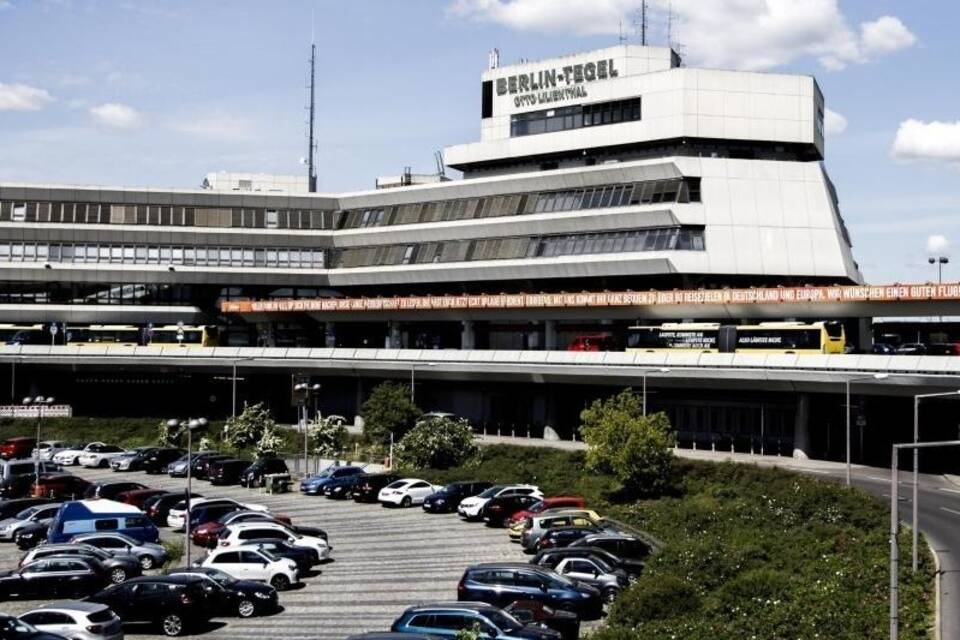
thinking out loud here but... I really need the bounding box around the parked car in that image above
[300,465,365,496]
[391,602,561,640]
[871,343,897,354]
[13,520,51,550]
[187,502,250,534]
[144,491,197,526]
[218,522,330,562]
[166,451,220,478]
[519,512,603,551]
[20,542,142,584]
[0,502,61,541]
[110,447,159,472]
[481,494,542,527]
[569,533,652,564]
[68,531,169,570]
[167,497,267,530]
[79,445,127,469]
[458,485,543,521]
[199,546,299,591]
[53,442,108,466]
[207,459,252,486]
[532,545,644,578]
[322,473,363,499]
[0,556,110,600]
[0,460,61,499]
[31,473,91,500]
[239,457,289,488]
[87,575,214,636]
[140,448,186,474]
[535,526,603,552]
[352,473,401,503]
[117,488,170,509]
[928,342,960,355]
[507,497,586,527]
[48,500,159,544]
[84,481,149,501]
[458,563,603,620]
[0,498,53,521]
[236,538,316,574]
[896,342,927,355]
[550,555,627,602]
[192,454,232,480]
[191,510,294,548]
[0,615,68,640]
[422,481,493,513]
[0,437,37,461]
[509,509,602,543]
[378,478,440,508]
[166,566,279,618]
[504,600,579,640]
[18,602,123,640]
[33,441,71,462]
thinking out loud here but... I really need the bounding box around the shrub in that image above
[310,415,348,458]
[222,403,275,451]
[395,416,478,470]
[255,426,285,457]
[361,382,422,446]
[579,389,675,496]
[609,575,701,625]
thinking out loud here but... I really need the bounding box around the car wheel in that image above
[110,567,128,583]
[161,613,184,636]
[237,598,256,618]
[603,587,619,604]
[139,555,155,570]
[270,574,290,591]
[401,495,412,508]
[99,459,109,468]
[72,457,80,466]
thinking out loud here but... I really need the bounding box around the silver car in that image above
[69,531,169,570]
[33,441,71,462]
[0,503,61,541]
[552,555,629,603]
[20,602,123,640]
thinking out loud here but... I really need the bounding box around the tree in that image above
[256,426,285,457]
[157,419,180,447]
[361,382,422,446]
[223,402,276,451]
[395,416,478,470]
[310,415,348,458]
[579,389,675,497]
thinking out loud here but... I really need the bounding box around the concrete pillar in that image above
[461,320,476,350]
[792,393,811,460]
[544,320,558,351]
[857,317,872,353]
[387,322,402,349]
[324,322,336,348]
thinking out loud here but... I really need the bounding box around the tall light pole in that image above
[409,363,436,405]
[910,390,960,572]
[844,373,887,485]
[167,417,207,567]
[928,256,948,283]
[640,368,670,416]
[294,382,321,473]
[23,395,53,488]
[231,357,254,418]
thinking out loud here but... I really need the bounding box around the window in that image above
[12,204,25,221]
[94,519,119,531]
[265,210,278,229]
[212,552,240,564]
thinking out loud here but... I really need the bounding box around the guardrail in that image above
[0,404,73,418]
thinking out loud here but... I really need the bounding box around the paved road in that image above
[0,465,528,639]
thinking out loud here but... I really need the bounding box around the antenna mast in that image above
[307,43,317,193]
[641,0,646,46]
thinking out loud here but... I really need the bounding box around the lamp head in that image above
[166,419,180,429]
[873,373,888,380]
[43,397,54,404]
[659,367,671,373]
[21,397,32,406]
[310,383,321,391]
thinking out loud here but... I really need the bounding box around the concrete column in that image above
[324,322,336,348]
[544,320,558,351]
[857,317,872,352]
[792,393,811,460]
[387,322,402,349]
[461,320,476,350]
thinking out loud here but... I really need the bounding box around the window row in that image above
[0,243,325,269]
[0,202,331,230]
[337,177,701,230]
[510,97,642,137]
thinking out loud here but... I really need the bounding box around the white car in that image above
[78,445,127,468]
[53,442,110,466]
[167,497,267,530]
[33,440,71,462]
[200,546,299,591]
[0,503,62,540]
[457,484,543,520]
[219,522,331,561]
[19,602,123,640]
[377,478,440,507]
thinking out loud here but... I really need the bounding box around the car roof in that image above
[396,478,429,483]
[404,601,500,614]
[469,562,551,572]
[33,601,109,613]
[546,525,597,533]
[227,521,286,530]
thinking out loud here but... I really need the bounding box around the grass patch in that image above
[415,445,935,640]
[0,417,171,448]
[161,538,184,566]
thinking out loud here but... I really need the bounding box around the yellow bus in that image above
[146,325,220,347]
[627,321,846,354]
[65,325,142,346]
[0,324,45,345]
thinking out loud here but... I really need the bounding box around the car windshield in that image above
[590,556,614,572]
[202,568,234,586]
[385,480,408,489]
[477,485,505,499]
[15,506,39,519]
[259,549,279,562]
[485,610,523,633]
[528,500,545,513]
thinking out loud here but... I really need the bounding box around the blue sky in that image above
[0,0,958,285]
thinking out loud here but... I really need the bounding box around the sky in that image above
[0,0,958,285]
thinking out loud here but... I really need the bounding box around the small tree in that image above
[223,402,276,451]
[157,419,180,447]
[579,389,675,497]
[310,415,348,458]
[196,436,214,452]
[361,382,422,446]
[395,416,478,470]
[256,426,285,457]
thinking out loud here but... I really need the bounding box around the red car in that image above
[566,334,617,352]
[191,512,293,548]
[508,496,586,527]
[31,473,91,500]
[0,437,37,460]
[117,488,169,509]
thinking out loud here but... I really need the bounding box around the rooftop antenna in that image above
[630,1,647,46]
[306,40,317,193]
[618,20,626,45]
[488,48,500,70]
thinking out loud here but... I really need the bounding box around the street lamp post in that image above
[640,368,670,416]
[294,382,321,473]
[231,357,255,418]
[928,256,948,283]
[844,373,888,485]
[166,417,207,567]
[22,395,53,488]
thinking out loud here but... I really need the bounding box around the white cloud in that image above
[89,102,144,129]
[0,82,53,111]
[927,234,950,255]
[891,119,960,168]
[824,108,847,135]
[170,113,257,142]
[448,0,916,71]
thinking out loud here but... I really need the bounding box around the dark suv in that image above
[88,575,214,636]
[422,481,492,513]
[323,473,363,499]
[141,448,186,475]
[458,563,603,620]
[391,602,560,640]
[240,457,289,488]
[352,473,400,503]
[207,459,252,486]
[569,533,651,564]
[535,526,602,552]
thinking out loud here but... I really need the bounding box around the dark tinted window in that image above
[95,519,119,531]
[213,552,240,563]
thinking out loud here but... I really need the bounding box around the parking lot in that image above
[0,464,526,639]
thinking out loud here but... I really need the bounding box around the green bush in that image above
[395,416,478,470]
[309,415,348,458]
[609,575,701,624]
[222,403,275,451]
[361,382,422,446]
[0,417,192,448]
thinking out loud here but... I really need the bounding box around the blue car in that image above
[457,563,603,621]
[392,602,559,640]
[299,466,365,496]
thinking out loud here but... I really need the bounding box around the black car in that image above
[141,448,186,474]
[21,543,142,584]
[532,545,643,577]
[352,473,401,503]
[392,602,561,640]
[535,526,603,552]
[422,481,493,513]
[322,473,363,499]
[237,538,316,573]
[240,457,289,488]
[88,575,214,637]
[0,498,53,521]
[482,494,542,527]
[0,556,110,600]
[207,459,252,486]
[84,481,149,501]
[166,566,279,618]
[0,615,68,640]
[569,533,651,564]
[505,600,580,640]
[13,521,48,550]
[144,491,199,527]
[192,454,231,480]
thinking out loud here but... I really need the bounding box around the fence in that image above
[0,405,73,419]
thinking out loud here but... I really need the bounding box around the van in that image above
[47,499,159,544]
[0,459,61,498]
